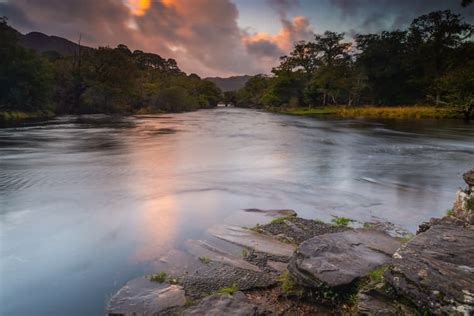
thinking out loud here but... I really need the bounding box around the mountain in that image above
[205,75,252,92]
[20,31,92,56]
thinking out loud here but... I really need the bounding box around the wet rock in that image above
[182,292,262,316]
[384,220,474,315]
[243,208,298,218]
[363,217,412,239]
[357,283,415,316]
[209,226,295,257]
[463,168,474,191]
[185,239,261,272]
[181,262,276,299]
[106,277,186,316]
[289,229,401,288]
[257,217,348,245]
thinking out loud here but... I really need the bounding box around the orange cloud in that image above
[126,0,151,16]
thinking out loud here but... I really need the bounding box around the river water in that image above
[1,108,473,315]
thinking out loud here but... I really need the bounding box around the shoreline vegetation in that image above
[272,105,465,119]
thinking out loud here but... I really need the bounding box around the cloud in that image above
[1,0,317,76]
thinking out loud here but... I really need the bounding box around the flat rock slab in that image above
[209,226,295,257]
[385,221,474,315]
[183,292,261,316]
[181,262,276,299]
[289,228,401,288]
[106,278,185,316]
[185,239,261,272]
[257,217,348,244]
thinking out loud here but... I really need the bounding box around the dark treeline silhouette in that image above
[0,17,221,116]
[235,10,473,119]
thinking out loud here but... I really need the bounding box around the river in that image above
[1,108,473,315]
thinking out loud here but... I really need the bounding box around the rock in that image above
[357,283,415,316]
[289,229,401,288]
[181,262,276,299]
[106,278,186,316]
[243,208,298,218]
[452,190,474,224]
[185,239,261,272]
[257,216,348,245]
[384,220,474,315]
[182,292,261,316]
[209,226,295,257]
[463,168,474,191]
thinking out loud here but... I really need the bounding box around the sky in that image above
[1,0,472,77]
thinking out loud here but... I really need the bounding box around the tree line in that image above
[0,17,222,116]
[232,10,473,119]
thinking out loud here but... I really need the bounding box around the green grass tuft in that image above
[331,216,354,227]
[367,266,386,283]
[199,256,211,264]
[278,270,296,294]
[217,283,239,295]
[149,272,167,283]
[446,208,454,216]
[270,216,293,224]
[396,234,415,244]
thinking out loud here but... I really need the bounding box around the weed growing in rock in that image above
[278,270,296,294]
[331,216,354,227]
[271,216,293,224]
[217,283,238,295]
[446,208,454,216]
[368,266,386,283]
[241,249,248,258]
[199,256,211,264]
[396,234,414,244]
[149,272,167,283]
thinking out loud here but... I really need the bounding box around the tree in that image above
[0,17,54,112]
[408,10,473,105]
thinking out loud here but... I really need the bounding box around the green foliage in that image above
[241,249,248,258]
[217,283,238,295]
[234,10,473,116]
[446,208,455,216]
[467,196,474,210]
[270,216,293,224]
[0,18,222,116]
[278,270,296,294]
[199,256,211,264]
[367,266,386,283]
[331,216,354,227]
[149,272,167,283]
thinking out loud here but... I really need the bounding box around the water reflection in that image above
[0,109,473,316]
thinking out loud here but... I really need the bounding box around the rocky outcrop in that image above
[182,292,261,316]
[289,229,401,289]
[384,219,474,315]
[463,168,474,192]
[181,262,276,299]
[106,278,186,316]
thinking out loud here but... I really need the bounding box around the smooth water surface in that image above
[1,108,473,315]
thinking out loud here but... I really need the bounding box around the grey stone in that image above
[289,228,401,288]
[181,262,276,299]
[182,292,261,316]
[209,226,295,257]
[463,168,474,189]
[106,277,186,316]
[385,220,474,315]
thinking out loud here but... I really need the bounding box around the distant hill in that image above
[205,75,252,92]
[20,31,92,56]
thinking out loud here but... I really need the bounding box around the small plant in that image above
[446,208,454,216]
[313,219,326,224]
[217,283,238,295]
[331,216,354,227]
[149,272,167,283]
[278,270,295,293]
[363,222,373,228]
[367,266,386,283]
[467,196,474,210]
[396,233,414,244]
[250,223,262,232]
[184,298,195,307]
[241,249,248,258]
[271,216,292,224]
[199,256,211,264]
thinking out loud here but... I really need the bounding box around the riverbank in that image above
[273,106,465,119]
[0,110,55,121]
[106,169,474,315]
